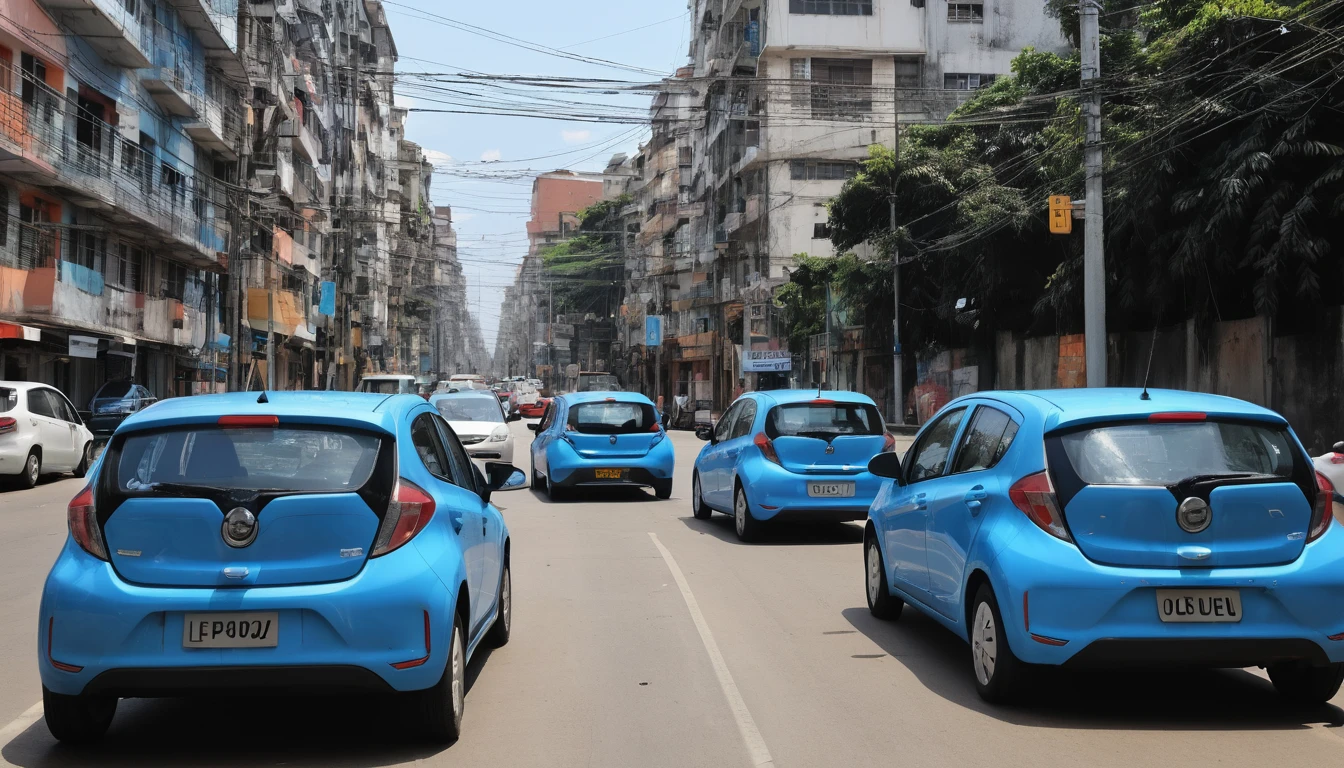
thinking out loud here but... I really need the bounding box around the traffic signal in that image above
[1049,195,1073,235]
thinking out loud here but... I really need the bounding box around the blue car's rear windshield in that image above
[115,427,383,492]
[568,402,656,434]
[766,402,884,439]
[1059,421,1296,486]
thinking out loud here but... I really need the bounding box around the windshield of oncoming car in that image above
[435,397,505,423]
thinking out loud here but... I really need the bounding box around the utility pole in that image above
[266,288,275,390]
[890,79,903,422]
[1081,0,1107,386]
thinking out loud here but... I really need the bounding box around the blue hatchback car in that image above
[528,391,674,500]
[39,391,526,744]
[863,388,1344,704]
[692,390,896,541]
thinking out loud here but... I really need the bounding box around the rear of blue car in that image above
[545,398,675,497]
[39,408,456,741]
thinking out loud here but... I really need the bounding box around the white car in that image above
[430,391,518,464]
[1313,441,1344,492]
[0,381,96,488]
[357,374,417,395]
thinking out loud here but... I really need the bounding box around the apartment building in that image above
[0,0,481,402]
[612,0,1068,411]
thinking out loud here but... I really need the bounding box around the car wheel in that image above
[531,468,545,491]
[73,443,93,479]
[419,611,467,743]
[691,473,711,519]
[865,534,903,620]
[19,451,40,489]
[42,685,116,744]
[486,560,512,647]
[654,479,673,500]
[734,485,762,543]
[969,583,1026,704]
[1268,662,1344,705]
[546,473,567,502]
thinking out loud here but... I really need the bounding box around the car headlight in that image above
[488,427,510,443]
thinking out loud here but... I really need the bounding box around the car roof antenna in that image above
[257,391,269,404]
[1140,326,1158,401]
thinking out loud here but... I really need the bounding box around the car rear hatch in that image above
[1047,415,1318,568]
[765,400,888,474]
[566,399,661,459]
[98,418,395,587]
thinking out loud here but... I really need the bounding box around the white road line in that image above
[0,701,43,761]
[648,532,774,768]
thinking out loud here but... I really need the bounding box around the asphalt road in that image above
[1,421,1343,767]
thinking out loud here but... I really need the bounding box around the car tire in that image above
[42,685,117,744]
[546,473,567,502]
[865,533,903,621]
[969,583,1027,704]
[691,473,712,519]
[73,443,93,479]
[1268,662,1344,705]
[734,484,763,543]
[419,611,467,743]
[654,479,673,500]
[530,468,545,491]
[486,560,512,648]
[18,451,40,489]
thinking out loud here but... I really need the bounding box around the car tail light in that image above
[371,479,436,557]
[391,610,432,669]
[1148,412,1207,423]
[1009,471,1071,541]
[0,416,16,435]
[1331,453,1344,465]
[47,617,83,673]
[881,433,897,453]
[1309,471,1337,543]
[754,432,780,465]
[218,415,280,427]
[649,421,661,433]
[68,485,108,561]
[811,399,836,405]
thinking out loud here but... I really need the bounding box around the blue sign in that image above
[645,316,663,347]
[746,20,760,57]
[319,281,336,317]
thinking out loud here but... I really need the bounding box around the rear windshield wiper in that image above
[132,481,232,495]
[1174,472,1278,486]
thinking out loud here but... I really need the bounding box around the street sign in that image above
[645,315,663,347]
[742,349,792,372]
[1049,195,1073,234]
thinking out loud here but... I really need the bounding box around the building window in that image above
[793,58,874,119]
[813,223,832,240]
[790,161,858,181]
[895,58,922,88]
[789,0,873,15]
[948,3,984,22]
[943,73,996,90]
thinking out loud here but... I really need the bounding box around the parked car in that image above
[528,392,673,500]
[358,374,417,395]
[86,381,157,436]
[0,381,96,488]
[692,390,896,541]
[496,388,519,417]
[576,372,619,392]
[864,388,1344,704]
[1312,441,1344,491]
[38,391,527,744]
[430,390,519,464]
[518,397,549,420]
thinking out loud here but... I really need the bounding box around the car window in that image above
[136,386,154,400]
[1060,421,1294,485]
[432,414,476,491]
[435,397,505,423]
[410,413,451,479]
[99,381,133,399]
[51,391,79,423]
[765,401,884,439]
[0,387,16,414]
[715,401,743,442]
[568,401,657,434]
[907,407,968,483]
[539,401,556,431]
[729,399,757,440]
[27,389,56,418]
[951,406,1019,474]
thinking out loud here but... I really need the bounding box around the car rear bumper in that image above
[546,439,674,487]
[553,466,665,489]
[988,522,1344,667]
[0,437,37,476]
[87,415,129,435]
[741,463,882,522]
[39,540,453,697]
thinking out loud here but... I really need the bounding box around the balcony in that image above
[247,288,316,342]
[283,116,323,166]
[0,70,62,184]
[42,0,152,68]
[143,30,199,117]
[184,80,242,158]
[164,0,243,75]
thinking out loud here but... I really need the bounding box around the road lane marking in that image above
[648,532,774,768]
[0,701,43,759]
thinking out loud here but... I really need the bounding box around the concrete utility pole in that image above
[1081,0,1107,386]
[890,82,903,422]
[266,289,275,390]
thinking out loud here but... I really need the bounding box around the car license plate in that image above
[595,468,625,480]
[183,612,279,648]
[1156,590,1243,623]
[808,482,855,498]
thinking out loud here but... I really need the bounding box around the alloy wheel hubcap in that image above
[693,478,701,512]
[451,628,465,716]
[501,570,511,630]
[735,493,745,533]
[867,542,881,602]
[972,602,997,686]
[27,457,37,482]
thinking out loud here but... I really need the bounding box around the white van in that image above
[358,375,417,395]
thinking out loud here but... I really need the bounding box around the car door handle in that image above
[916,492,928,510]
[964,486,987,502]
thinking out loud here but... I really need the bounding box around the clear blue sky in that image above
[387,0,691,352]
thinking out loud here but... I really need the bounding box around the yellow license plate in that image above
[595,469,624,480]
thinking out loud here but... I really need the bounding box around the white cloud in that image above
[394,93,416,109]
[561,129,592,144]
[454,212,477,223]
[422,149,454,166]
[480,149,502,162]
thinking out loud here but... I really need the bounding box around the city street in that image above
[1,420,1343,767]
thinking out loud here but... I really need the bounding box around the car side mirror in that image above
[695,425,714,442]
[1334,441,1344,454]
[508,413,521,422]
[868,452,905,484]
[527,422,540,432]
[484,462,527,497]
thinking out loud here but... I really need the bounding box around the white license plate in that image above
[1156,590,1243,623]
[183,612,279,648]
[808,482,855,498]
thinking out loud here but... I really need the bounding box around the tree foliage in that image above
[541,195,630,317]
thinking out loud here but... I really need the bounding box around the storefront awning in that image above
[0,321,42,342]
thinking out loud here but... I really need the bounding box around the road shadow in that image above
[0,474,78,494]
[841,606,1344,730]
[0,650,501,767]
[527,486,667,505]
[681,513,864,546]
